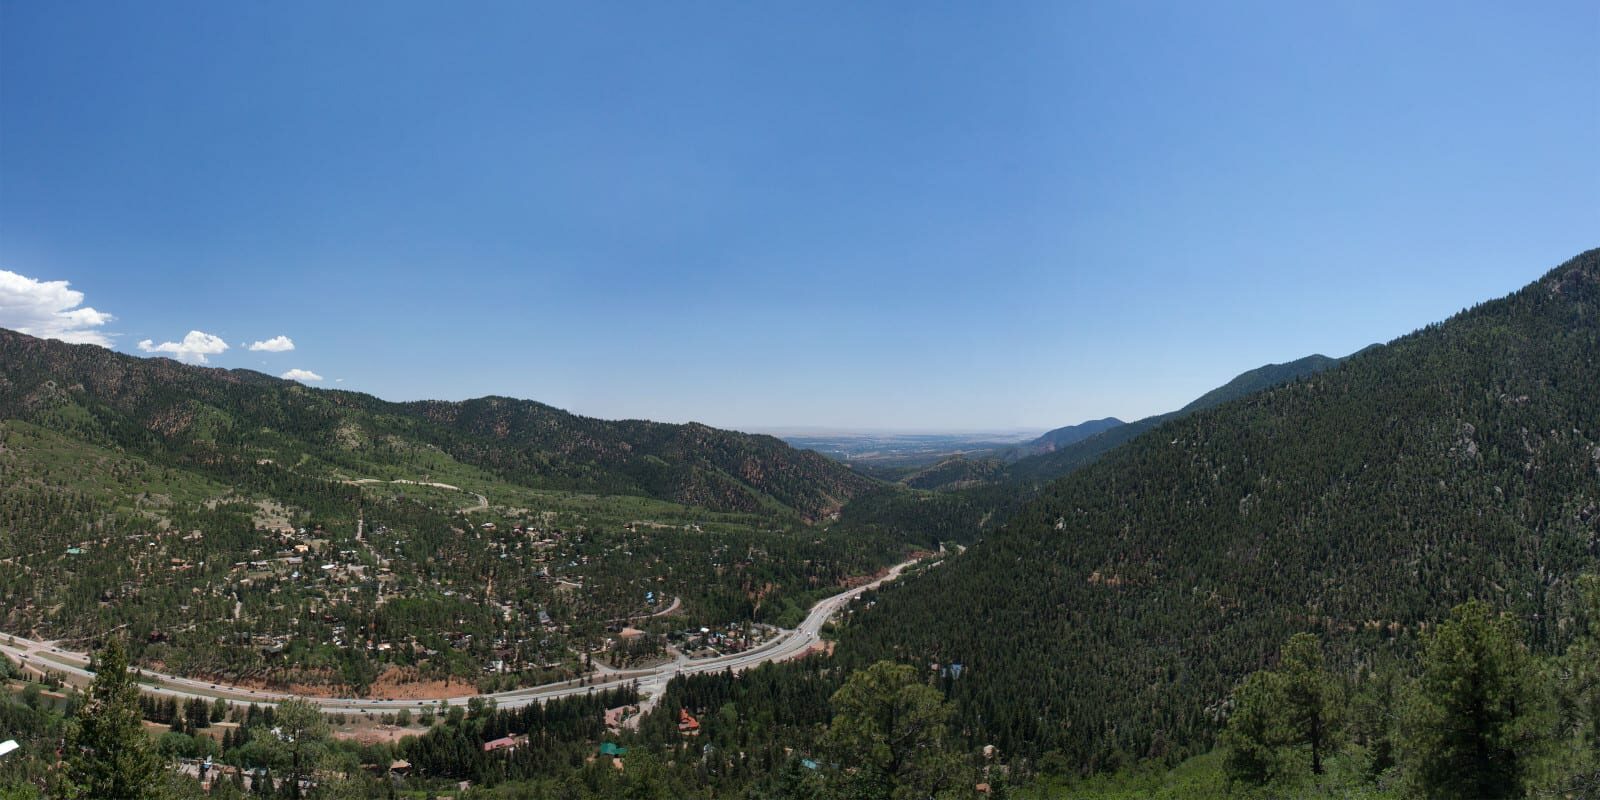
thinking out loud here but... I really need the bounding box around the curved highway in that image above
[0,557,918,714]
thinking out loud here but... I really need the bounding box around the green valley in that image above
[2,250,1596,800]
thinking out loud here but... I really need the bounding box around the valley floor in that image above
[0,555,921,715]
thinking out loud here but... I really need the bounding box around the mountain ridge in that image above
[0,328,876,520]
[1026,416,1126,454]
[1002,352,1354,485]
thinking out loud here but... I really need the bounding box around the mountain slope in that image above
[1173,354,1343,414]
[833,355,1358,547]
[836,249,1600,769]
[1004,353,1348,485]
[899,455,1007,491]
[0,329,875,519]
[1027,416,1126,454]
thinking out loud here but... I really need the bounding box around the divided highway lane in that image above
[0,556,920,714]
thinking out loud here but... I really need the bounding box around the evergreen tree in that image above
[1220,670,1285,786]
[1347,667,1400,780]
[1279,633,1339,775]
[1221,633,1341,785]
[1402,600,1549,799]
[249,699,328,800]
[64,638,167,800]
[1550,575,1600,796]
[169,699,189,735]
[185,698,210,730]
[821,661,964,800]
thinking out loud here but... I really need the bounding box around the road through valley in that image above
[0,556,920,714]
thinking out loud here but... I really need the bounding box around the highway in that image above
[0,556,918,714]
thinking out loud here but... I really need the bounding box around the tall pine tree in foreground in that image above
[250,698,330,800]
[64,638,166,800]
[1402,600,1549,799]
[1221,633,1340,786]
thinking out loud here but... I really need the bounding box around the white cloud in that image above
[0,269,115,346]
[247,335,295,352]
[137,331,230,363]
[281,368,323,382]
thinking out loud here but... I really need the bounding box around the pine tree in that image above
[1221,669,1285,785]
[821,660,964,800]
[1221,633,1342,785]
[1279,633,1339,775]
[186,697,210,730]
[1402,600,1550,799]
[250,698,328,800]
[64,638,167,799]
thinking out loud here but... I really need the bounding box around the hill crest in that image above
[0,327,876,520]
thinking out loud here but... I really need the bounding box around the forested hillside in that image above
[1003,353,1346,486]
[1027,416,1126,454]
[835,249,1600,770]
[842,353,1355,544]
[0,328,874,519]
[899,455,1007,491]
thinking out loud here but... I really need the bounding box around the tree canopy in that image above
[64,638,166,800]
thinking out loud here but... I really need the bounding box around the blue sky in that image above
[2,2,1595,431]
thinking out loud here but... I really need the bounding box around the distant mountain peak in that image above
[1028,416,1127,454]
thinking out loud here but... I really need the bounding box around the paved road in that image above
[627,557,917,705]
[0,557,918,714]
[344,478,489,512]
[606,594,682,626]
